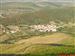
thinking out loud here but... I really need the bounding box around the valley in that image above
[0,1,75,56]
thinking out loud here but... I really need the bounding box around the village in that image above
[0,23,58,34]
[30,24,57,32]
[0,22,75,35]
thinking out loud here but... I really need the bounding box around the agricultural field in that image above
[0,33,75,56]
[0,0,75,56]
[0,33,75,55]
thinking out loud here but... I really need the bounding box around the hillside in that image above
[0,2,74,25]
[0,33,75,54]
[0,1,75,55]
[0,7,74,25]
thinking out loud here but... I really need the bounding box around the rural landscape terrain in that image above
[0,0,75,56]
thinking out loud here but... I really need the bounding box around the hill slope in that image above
[0,2,74,25]
[0,33,75,54]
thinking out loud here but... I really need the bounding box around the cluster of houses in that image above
[0,24,20,34]
[0,24,6,35]
[6,25,20,33]
[0,23,58,35]
[30,24,57,32]
[0,13,5,18]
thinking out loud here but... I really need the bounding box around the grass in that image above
[59,36,75,45]
[0,33,75,56]
[24,45,75,54]
[0,44,75,56]
[0,6,74,25]
[0,2,75,56]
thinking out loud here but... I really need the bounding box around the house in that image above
[30,24,57,32]
[7,25,20,33]
[0,13,5,18]
[0,24,5,34]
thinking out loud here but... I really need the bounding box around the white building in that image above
[7,25,20,33]
[30,24,57,32]
[0,13,5,18]
[0,24,6,34]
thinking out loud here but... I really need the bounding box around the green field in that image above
[0,1,75,56]
[0,33,75,56]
